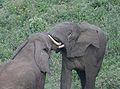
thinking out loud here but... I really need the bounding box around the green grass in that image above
[0,0,120,88]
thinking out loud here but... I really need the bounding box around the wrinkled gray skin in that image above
[0,32,58,89]
[49,22,107,89]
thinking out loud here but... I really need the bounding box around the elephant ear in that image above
[67,28,100,57]
[11,40,28,59]
[34,38,51,73]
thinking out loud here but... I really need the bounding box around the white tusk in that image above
[48,35,62,46]
[58,44,65,48]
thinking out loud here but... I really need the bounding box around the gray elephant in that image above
[48,22,107,89]
[0,32,64,89]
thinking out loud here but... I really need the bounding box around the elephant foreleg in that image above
[37,72,46,89]
[84,45,99,89]
[76,70,86,89]
[84,73,96,89]
[60,60,72,89]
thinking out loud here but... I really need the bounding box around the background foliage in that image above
[0,0,120,89]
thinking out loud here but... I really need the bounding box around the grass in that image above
[0,0,120,88]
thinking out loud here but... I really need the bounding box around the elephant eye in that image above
[68,33,72,38]
[68,31,72,39]
[43,48,49,53]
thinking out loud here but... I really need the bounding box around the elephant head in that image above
[48,22,100,58]
[48,22,81,57]
[11,32,64,73]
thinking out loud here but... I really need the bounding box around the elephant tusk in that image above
[58,44,65,48]
[48,35,62,46]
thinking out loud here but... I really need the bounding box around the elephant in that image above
[0,32,64,89]
[48,22,107,89]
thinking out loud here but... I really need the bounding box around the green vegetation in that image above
[0,0,120,88]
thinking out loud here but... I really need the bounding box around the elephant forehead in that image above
[50,22,80,35]
[51,27,72,38]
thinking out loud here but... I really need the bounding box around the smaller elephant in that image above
[0,32,64,89]
[49,22,107,89]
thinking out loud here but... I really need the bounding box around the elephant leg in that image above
[84,73,96,89]
[76,70,86,89]
[60,59,72,89]
[37,72,46,89]
[84,45,99,89]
